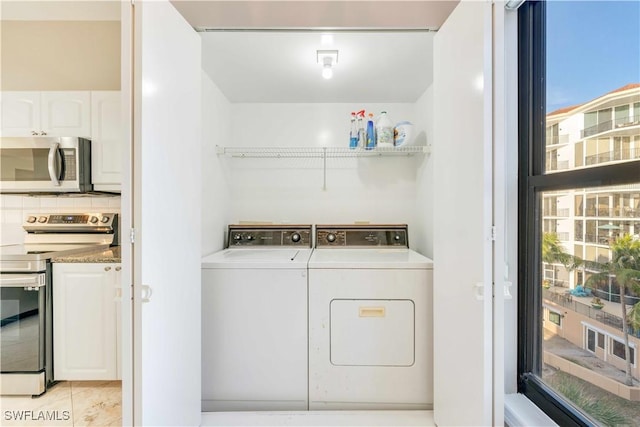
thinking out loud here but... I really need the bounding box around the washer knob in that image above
[291,233,301,243]
[394,234,401,241]
[233,234,242,241]
[27,216,37,223]
[37,216,47,223]
[246,235,255,241]
[326,233,336,243]
[100,216,110,223]
[90,216,99,224]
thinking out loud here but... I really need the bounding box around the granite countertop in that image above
[53,246,121,263]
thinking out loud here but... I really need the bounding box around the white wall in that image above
[0,194,121,244]
[201,71,231,255]
[225,103,428,248]
[413,85,435,258]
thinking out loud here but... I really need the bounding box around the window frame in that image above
[517,1,640,425]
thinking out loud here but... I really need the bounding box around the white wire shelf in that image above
[215,145,430,158]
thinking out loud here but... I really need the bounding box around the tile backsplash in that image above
[1,194,121,245]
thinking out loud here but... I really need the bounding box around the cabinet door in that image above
[91,91,122,191]
[0,92,41,136]
[53,263,117,380]
[41,92,91,137]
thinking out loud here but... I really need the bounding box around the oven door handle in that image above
[48,142,62,186]
[0,273,46,288]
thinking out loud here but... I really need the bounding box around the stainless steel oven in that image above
[0,266,50,395]
[0,137,92,193]
[0,213,118,396]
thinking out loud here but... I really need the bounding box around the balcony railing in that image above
[584,148,640,166]
[543,289,640,337]
[581,114,640,138]
[585,207,614,217]
[542,208,570,217]
[556,232,570,241]
[546,134,570,146]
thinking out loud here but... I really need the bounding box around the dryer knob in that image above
[291,233,301,243]
[246,235,255,241]
[233,234,242,241]
[394,234,401,241]
[326,233,336,243]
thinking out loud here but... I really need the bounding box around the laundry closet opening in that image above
[197,29,437,413]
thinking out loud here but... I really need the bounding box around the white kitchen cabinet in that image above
[91,91,123,192]
[1,91,91,137]
[53,263,122,381]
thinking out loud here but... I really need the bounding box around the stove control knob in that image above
[89,216,99,224]
[100,216,110,223]
[291,233,301,243]
[37,216,47,223]
[27,216,37,223]
[326,233,336,243]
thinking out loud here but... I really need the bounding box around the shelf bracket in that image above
[322,147,327,191]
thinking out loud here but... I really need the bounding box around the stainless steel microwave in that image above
[0,137,92,193]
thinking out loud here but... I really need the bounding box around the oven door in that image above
[0,273,46,373]
[0,137,90,193]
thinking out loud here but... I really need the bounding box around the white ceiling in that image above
[177,1,457,103]
[201,31,435,103]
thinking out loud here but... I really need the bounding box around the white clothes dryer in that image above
[308,224,433,410]
[201,225,313,411]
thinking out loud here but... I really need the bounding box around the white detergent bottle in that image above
[375,111,394,148]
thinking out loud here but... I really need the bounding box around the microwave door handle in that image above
[48,142,62,186]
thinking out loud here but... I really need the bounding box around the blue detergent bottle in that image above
[366,113,376,150]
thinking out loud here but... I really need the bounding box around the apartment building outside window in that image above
[518,1,640,425]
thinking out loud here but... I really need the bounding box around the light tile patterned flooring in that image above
[0,381,121,426]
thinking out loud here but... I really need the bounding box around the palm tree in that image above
[541,232,581,287]
[584,234,640,386]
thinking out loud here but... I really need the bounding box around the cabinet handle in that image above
[31,131,39,136]
[114,287,122,301]
[115,266,121,271]
[104,266,112,271]
[40,131,47,135]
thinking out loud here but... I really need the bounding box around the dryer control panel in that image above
[316,225,408,248]
[227,225,312,247]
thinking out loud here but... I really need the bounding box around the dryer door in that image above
[330,299,414,366]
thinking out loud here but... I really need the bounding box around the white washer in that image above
[308,225,433,410]
[201,225,313,411]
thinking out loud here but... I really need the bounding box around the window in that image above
[597,333,605,350]
[518,1,640,425]
[611,340,635,366]
[549,311,561,326]
[586,329,596,353]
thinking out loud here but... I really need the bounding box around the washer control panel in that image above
[316,225,408,248]
[227,225,312,247]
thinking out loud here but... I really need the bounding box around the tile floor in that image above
[0,381,121,426]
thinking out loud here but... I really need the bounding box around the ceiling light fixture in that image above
[317,50,338,80]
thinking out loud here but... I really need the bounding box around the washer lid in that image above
[308,248,433,269]
[202,248,313,269]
